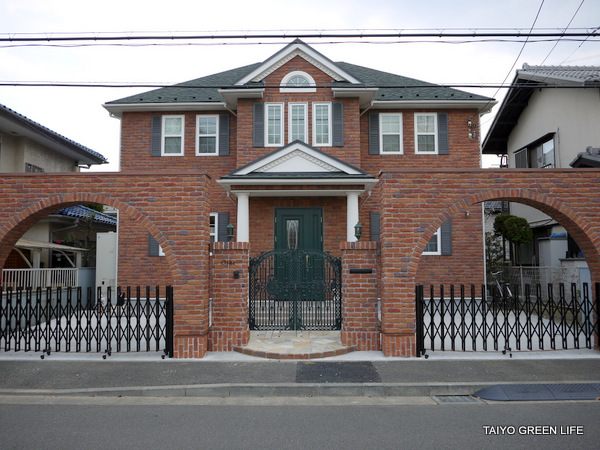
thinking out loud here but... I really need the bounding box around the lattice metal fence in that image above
[0,286,173,357]
[416,283,599,355]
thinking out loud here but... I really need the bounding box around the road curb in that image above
[0,381,573,398]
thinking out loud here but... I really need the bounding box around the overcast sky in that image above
[1,0,598,171]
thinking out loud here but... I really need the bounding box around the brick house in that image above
[103,40,495,350]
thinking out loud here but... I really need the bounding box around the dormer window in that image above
[280,71,316,93]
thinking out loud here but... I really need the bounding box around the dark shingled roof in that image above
[106,59,491,106]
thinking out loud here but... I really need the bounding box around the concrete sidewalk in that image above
[1,350,599,398]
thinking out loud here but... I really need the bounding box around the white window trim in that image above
[161,115,185,156]
[195,115,219,156]
[423,227,441,255]
[158,245,165,257]
[414,113,438,154]
[265,103,284,147]
[379,113,403,154]
[312,102,332,147]
[210,213,218,242]
[288,102,308,143]
[280,71,316,93]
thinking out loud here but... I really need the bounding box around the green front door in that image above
[274,208,323,329]
[275,207,323,251]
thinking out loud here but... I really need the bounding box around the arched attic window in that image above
[280,71,317,93]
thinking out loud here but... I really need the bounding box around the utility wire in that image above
[0,30,598,43]
[538,0,586,66]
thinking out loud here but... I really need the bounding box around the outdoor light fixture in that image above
[354,222,363,241]
[226,223,234,242]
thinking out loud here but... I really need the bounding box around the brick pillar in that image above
[208,242,250,351]
[340,241,381,351]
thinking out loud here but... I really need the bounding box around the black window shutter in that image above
[368,113,380,155]
[148,234,160,256]
[253,103,264,147]
[370,212,381,242]
[218,114,230,156]
[441,218,452,256]
[217,212,229,242]
[437,112,449,155]
[332,102,344,147]
[151,116,162,157]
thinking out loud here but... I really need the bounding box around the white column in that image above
[347,192,359,242]
[237,192,250,243]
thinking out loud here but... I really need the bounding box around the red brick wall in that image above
[209,242,250,351]
[341,241,381,350]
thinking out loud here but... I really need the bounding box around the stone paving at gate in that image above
[233,331,356,359]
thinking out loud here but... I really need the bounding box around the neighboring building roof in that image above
[0,102,108,166]
[55,205,117,226]
[15,238,89,252]
[482,64,600,155]
[104,40,494,116]
[570,147,600,168]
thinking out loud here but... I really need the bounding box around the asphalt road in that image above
[0,396,598,449]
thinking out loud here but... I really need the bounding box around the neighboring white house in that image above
[1,102,112,289]
[482,64,599,272]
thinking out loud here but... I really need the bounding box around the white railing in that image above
[1,268,79,290]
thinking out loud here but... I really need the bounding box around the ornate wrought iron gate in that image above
[249,249,342,330]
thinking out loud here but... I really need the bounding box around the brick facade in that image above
[1,170,600,357]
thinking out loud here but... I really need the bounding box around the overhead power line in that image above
[0,30,598,43]
[0,82,596,89]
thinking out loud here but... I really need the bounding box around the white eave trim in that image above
[217,177,378,196]
[235,42,362,85]
[370,99,497,114]
[332,87,379,109]
[217,88,265,109]
[102,102,227,118]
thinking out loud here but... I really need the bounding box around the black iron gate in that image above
[416,283,599,355]
[0,285,174,357]
[249,249,342,330]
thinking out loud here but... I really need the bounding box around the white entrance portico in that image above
[217,141,378,243]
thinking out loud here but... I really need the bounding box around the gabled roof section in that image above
[235,39,362,85]
[482,64,600,155]
[226,140,368,177]
[0,103,107,166]
[105,40,495,115]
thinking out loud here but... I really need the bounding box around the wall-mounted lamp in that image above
[465,210,471,218]
[226,223,234,242]
[354,222,363,242]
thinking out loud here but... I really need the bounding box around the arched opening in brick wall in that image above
[412,189,600,287]
[0,194,180,288]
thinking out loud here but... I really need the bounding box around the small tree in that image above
[493,214,532,265]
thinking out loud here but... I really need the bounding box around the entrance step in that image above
[234,331,356,360]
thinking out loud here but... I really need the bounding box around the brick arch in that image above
[0,172,211,358]
[408,188,600,284]
[0,193,179,281]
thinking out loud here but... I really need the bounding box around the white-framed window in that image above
[288,103,308,143]
[265,103,284,146]
[423,227,441,255]
[280,71,316,93]
[313,102,332,146]
[162,115,184,156]
[415,113,438,154]
[379,113,403,154]
[210,213,218,243]
[196,115,218,155]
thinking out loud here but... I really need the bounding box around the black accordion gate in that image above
[249,249,342,330]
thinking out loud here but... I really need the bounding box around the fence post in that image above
[415,285,424,357]
[165,285,174,358]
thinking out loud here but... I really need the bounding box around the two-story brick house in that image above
[104,40,494,344]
